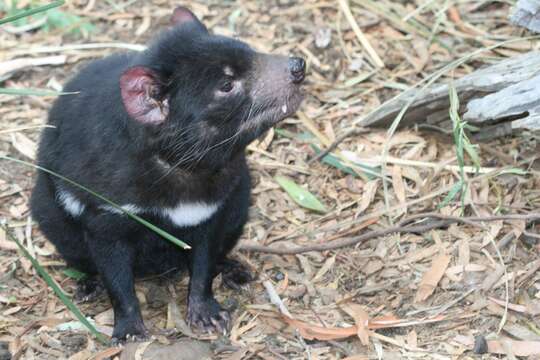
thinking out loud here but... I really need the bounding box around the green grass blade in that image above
[274,128,315,142]
[448,83,481,211]
[0,0,65,25]
[501,168,528,175]
[62,268,87,281]
[310,144,359,178]
[463,140,481,171]
[437,181,462,209]
[0,155,190,250]
[0,88,77,96]
[275,176,327,213]
[1,225,108,344]
[44,9,95,35]
[449,83,481,171]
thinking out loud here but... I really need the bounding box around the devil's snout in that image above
[288,57,306,84]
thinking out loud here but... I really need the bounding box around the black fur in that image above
[30,7,304,340]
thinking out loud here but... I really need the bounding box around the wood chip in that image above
[415,254,451,303]
[342,303,370,346]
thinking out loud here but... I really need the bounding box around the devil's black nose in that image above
[288,57,306,84]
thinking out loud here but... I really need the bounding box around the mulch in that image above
[1,1,539,359]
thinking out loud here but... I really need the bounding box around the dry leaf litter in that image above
[1,1,540,359]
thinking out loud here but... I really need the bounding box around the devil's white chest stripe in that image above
[99,202,220,227]
[56,189,219,227]
[161,203,220,227]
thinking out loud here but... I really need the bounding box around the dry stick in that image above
[239,213,540,255]
[306,128,359,165]
[0,125,54,135]
[7,43,146,56]
[297,111,332,147]
[401,212,540,226]
[0,55,66,78]
[265,162,504,244]
[262,280,292,318]
[291,152,537,247]
[338,0,384,68]
[263,177,463,244]
[239,220,450,254]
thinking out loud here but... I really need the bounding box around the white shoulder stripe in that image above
[57,189,86,217]
[55,188,219,227]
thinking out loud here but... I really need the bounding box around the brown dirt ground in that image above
[1,1,540,359]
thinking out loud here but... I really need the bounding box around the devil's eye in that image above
[220,79,234,93]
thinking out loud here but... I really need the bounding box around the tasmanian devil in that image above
[30,6,305,340]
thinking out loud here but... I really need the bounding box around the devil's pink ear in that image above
[170,6,207,32]
[171,6,196,25]
[119,67,169,125]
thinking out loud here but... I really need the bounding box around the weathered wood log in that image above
[464,74,540,127]
[510,0,540,33]
[356,51,540,139]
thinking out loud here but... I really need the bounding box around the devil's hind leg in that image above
[30,172,95,274]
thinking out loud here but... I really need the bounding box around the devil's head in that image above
[120,6,305,170]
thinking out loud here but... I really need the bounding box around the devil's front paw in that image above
[112,316,149,344]
[187,296,230,334]
[220,259,255,290]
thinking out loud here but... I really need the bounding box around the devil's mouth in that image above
[280,94,303,118]
[257,90,304,126]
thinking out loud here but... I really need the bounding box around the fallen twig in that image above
[239,213,540,254]
[7,42,146,57]
[0,55,66,79]
[267,156,537,244]
[263,280,293,318]
[338,0,384,68]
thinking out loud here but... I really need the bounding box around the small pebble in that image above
[473,335,488,354]
[60,333,88,351]
[0,342,10,360]
[315,28,332,49]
